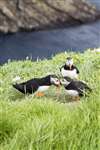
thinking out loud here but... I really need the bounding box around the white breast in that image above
[37,86,50,92]
[61,68,78,79]
[65,90,79,96]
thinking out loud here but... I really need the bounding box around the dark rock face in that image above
[0,0,100,33]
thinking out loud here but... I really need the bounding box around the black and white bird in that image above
[60,57,79,79]
[61,77,92,100]
[13,75,60,96]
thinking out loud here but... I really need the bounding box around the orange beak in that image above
[36,92,44,97]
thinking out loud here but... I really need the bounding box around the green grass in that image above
[0,50,100,150]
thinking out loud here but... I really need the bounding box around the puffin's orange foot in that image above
[36,92,45,97]
[72,96,80,101]
[75,96,80,101]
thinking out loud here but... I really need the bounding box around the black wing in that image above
[74,81,92,91]
[60,64,69,71]
[65,81,91,96]
[13,79,39,94]
[73,65,79,74]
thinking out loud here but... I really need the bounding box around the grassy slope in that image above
[0,50,100,150]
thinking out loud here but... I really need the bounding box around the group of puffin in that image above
[13,57,91,101]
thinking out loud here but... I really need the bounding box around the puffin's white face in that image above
[66,58,73,69]
[50,77,60,86]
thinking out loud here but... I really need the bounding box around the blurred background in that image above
[0,0,100,64]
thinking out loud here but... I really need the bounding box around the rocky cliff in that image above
[0,0,100,33]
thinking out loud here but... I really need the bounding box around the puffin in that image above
[60,57,79,79]
[61,77,92,100]
[13,75,60,96]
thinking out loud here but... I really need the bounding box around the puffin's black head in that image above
[60,77,72,86]
[47,75,60,87]
[66,57,73,69]
[64,77,73,82]
[66,57,72,60]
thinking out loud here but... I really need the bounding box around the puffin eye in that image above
[55,79,59,82]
